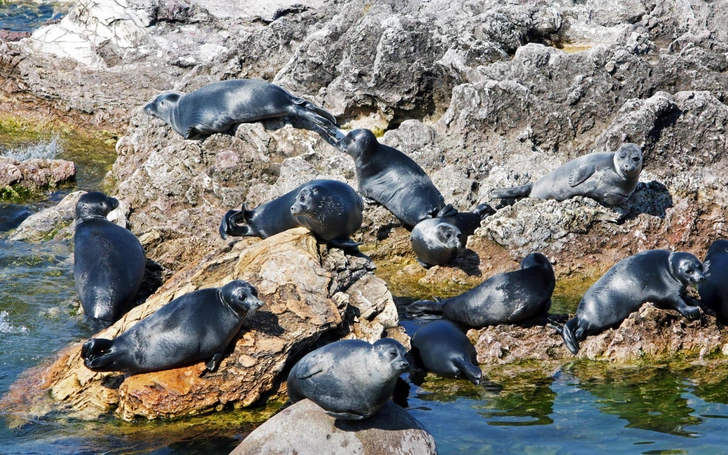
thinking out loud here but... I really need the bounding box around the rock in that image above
[8,190,83,242]
[0,157,75,197]
[230,399,437,455]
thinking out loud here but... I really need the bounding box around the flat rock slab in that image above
[0,157,75,192]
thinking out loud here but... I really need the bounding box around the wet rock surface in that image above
[0,157,75,196]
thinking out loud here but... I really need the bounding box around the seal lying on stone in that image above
[559,250,705,355]
[410,203,496,267]
[409,320,482,385]
[698,239,728,322]
[407,252,555,326]
[490,143,643,206]
[144,79,338,140]
[286,338,409,420]
[336,128,451,227]
[81,280,263,374]
[219,179,363,249]
[74,192,146,325]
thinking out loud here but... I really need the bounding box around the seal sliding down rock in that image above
[409,320,482,385]
[559,250,705,355]
[407,252,555,327]
[698,239,728,322]
[286,338,409,420]
[82,280,264,374]
[219,179,363,249]
[73,192,145,325]
[490,143,643,206]
[144,79,338,140]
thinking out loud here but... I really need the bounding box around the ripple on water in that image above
[0,311,28,335]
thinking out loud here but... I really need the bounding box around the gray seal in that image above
[144,79,338,140]
[219,179,363,249]
[407,252,555,326]
[286,338,409,420]
[410,203,495,267]
[74,192,146,325]
[490,143,643,206]
[698,240,728,322]
[336,128,448,227]
[409,320,482,385]
[560,250,705,354]
[81,280,264,374]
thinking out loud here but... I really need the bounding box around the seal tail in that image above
[490,184,533,199]
[560,318,581,355]
[453,358,483,385]
[81,338,115,371]
[405,300,445,318]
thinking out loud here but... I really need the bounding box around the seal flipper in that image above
[453,358,482,385]
[473,203,496,218]
[406,300,445,317]
[490,184,532,199]
[326,411,368,420]
[81,338,115,371]
[205,352,224,372]
[219,205,256,239]
[436,204,458,218]
[322,237,363,251]
[560,318,581,355]
[568,162,596,187]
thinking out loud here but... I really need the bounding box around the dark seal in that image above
[81,280,264,374]
[219,179,363,249]
[286,338,409,420]
[410,203,496,267]
[409,320,482,385]
[336,128,447,227]
[698,239,728,322]
[144,79,338,140]
[490,143,643,206]
[560,250,705,354]
[407,252,555,327]
[74,192,146,325]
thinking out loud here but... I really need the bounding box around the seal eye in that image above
[632,157,641,162]
[686,269,693,274]
[388,349,398,360]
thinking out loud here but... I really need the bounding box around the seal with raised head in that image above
[490,143,643,206]
[144,79,338,140]
[559,250,705,355]
[74,191,146,325]
[336,128,448,227]
[698,240,728,322]
[286,338,409,420]
[407,252,555,326]
[81,280,264,374]
[409,320,482,385]
[410,203,496,267]
[219,179,363,249]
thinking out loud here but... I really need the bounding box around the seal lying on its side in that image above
[559,250,705,355]
[490,143,643,206]
[219,179,363,249]
[698,239,728,322]
[286,338,409,420]
[82,280,264,374]
[409,320,482,385]
[407,252,555,327]
[74,192,146,325]
[144,79,338,140]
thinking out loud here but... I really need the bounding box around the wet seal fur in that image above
[286,338,409,420]
[409,320,482,385]
[490,143,643,206]
[144,79,338,140]
[407,252,555,326]
[559,250,705,355]
[81,280,264,374]
[698,240,728,322]
[336,128,447,227]
[410,203,496,267]
[74,192,146,325]
[219,179,363,249]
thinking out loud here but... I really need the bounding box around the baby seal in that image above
[490,143,643,206]
[560,250,705,355]
[409,320,482,385]
[82,280,263,374]
[698,239,728,322]
[286,338,409,420]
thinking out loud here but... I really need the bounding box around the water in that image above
[0,1,67,33]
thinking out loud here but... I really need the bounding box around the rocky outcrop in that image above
[0,157,75,198]
[8,190,82,242]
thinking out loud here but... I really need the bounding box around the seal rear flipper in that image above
[453,358,482,385]
[560,318,581,355]
[323,237,363,251]
[405,300,445,317]
[473,203,496,218]
[326,411,368,420]
[81,338,115,371]
[219,206,255,239]
[490,184,532,199]
[436,204,458,218]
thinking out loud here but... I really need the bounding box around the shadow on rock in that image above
[620,180,673,220]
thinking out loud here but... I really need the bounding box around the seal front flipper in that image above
[453,358,482,385]
[205,352,224,372]
[406,299,444,317]
[601,192,630,206]
[81,338,115,371]
[560,318,581,355]
[568,162,596,187]
[490,183,532,199]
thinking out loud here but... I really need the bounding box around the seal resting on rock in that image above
[73,192,145,325]
[407,252,555,327]
[698,239,728,322]
[286,338,409,420]
[490,143,643,206]
[144,79,338,140]
[409,320,482,385]
[559,250,705,355]
[81,280,264,374]
[410,203,496,267]
[219,179,363,249]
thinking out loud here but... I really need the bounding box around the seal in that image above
[410,203,496,267]
[559,250,705,354]
[406,252,555,326]
[698,239,728,322]
[286,338,409,420]
[74,192,146,325]
[490,143,643,206]
[219,179,363,249]
[144,79,338,140]
[409,320,482,385]
[81,280,264,374]
[336,128,448,227]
